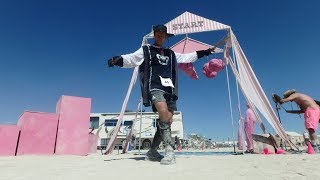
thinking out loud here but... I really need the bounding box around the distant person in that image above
[280,89,320,152]
[244,103,257,153]
[107,24,214,165]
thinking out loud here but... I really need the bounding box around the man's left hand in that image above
[107,58,115,67]
[279,99,284,104]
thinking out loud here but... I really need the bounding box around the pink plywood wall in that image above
[88,133,98,153]
[55,95,91,155]
[0,125,20,156]
[16,111,59,155]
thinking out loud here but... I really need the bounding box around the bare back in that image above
[290,93,320,111]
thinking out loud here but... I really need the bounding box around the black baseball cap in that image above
[153,25,174,37]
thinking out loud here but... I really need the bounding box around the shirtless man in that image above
[280,89,320,152]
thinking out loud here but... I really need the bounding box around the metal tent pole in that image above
[225,49,236,153]
[138,99,143,155]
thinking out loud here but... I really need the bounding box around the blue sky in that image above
[1,0,319,141]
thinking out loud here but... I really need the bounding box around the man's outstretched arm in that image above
[175,49,213,63]
[107,47,144,68]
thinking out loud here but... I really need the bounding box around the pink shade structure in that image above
[171,37,209,80]
[55,95,91,155]
[16,111,59,155]
[88,133,98,153]
[0,125,20,156]
[171,37,221,54]
[140,11,298,151]
[171,38,224,79]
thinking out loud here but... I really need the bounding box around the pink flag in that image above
[104,67,139,155]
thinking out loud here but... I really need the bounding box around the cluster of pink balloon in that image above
[202,59,225,78]
[178,59,225,80]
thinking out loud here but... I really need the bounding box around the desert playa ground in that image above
[1,148,320,180]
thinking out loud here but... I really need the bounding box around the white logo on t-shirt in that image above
[156,54,169,65]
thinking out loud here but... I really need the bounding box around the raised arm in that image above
[280,93,298,104]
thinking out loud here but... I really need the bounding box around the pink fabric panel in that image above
[171,39,211,53]
[172,38,212,80]
[88,133,98,153]
[55,95,91,155]
[104,68,138,155]
[0,125,20,156]
[16,111,58,155]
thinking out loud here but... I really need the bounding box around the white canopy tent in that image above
[104,11,294,154]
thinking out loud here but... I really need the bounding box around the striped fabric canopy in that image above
[144,11,230,39]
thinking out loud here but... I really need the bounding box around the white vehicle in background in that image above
[89,111,184,150]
